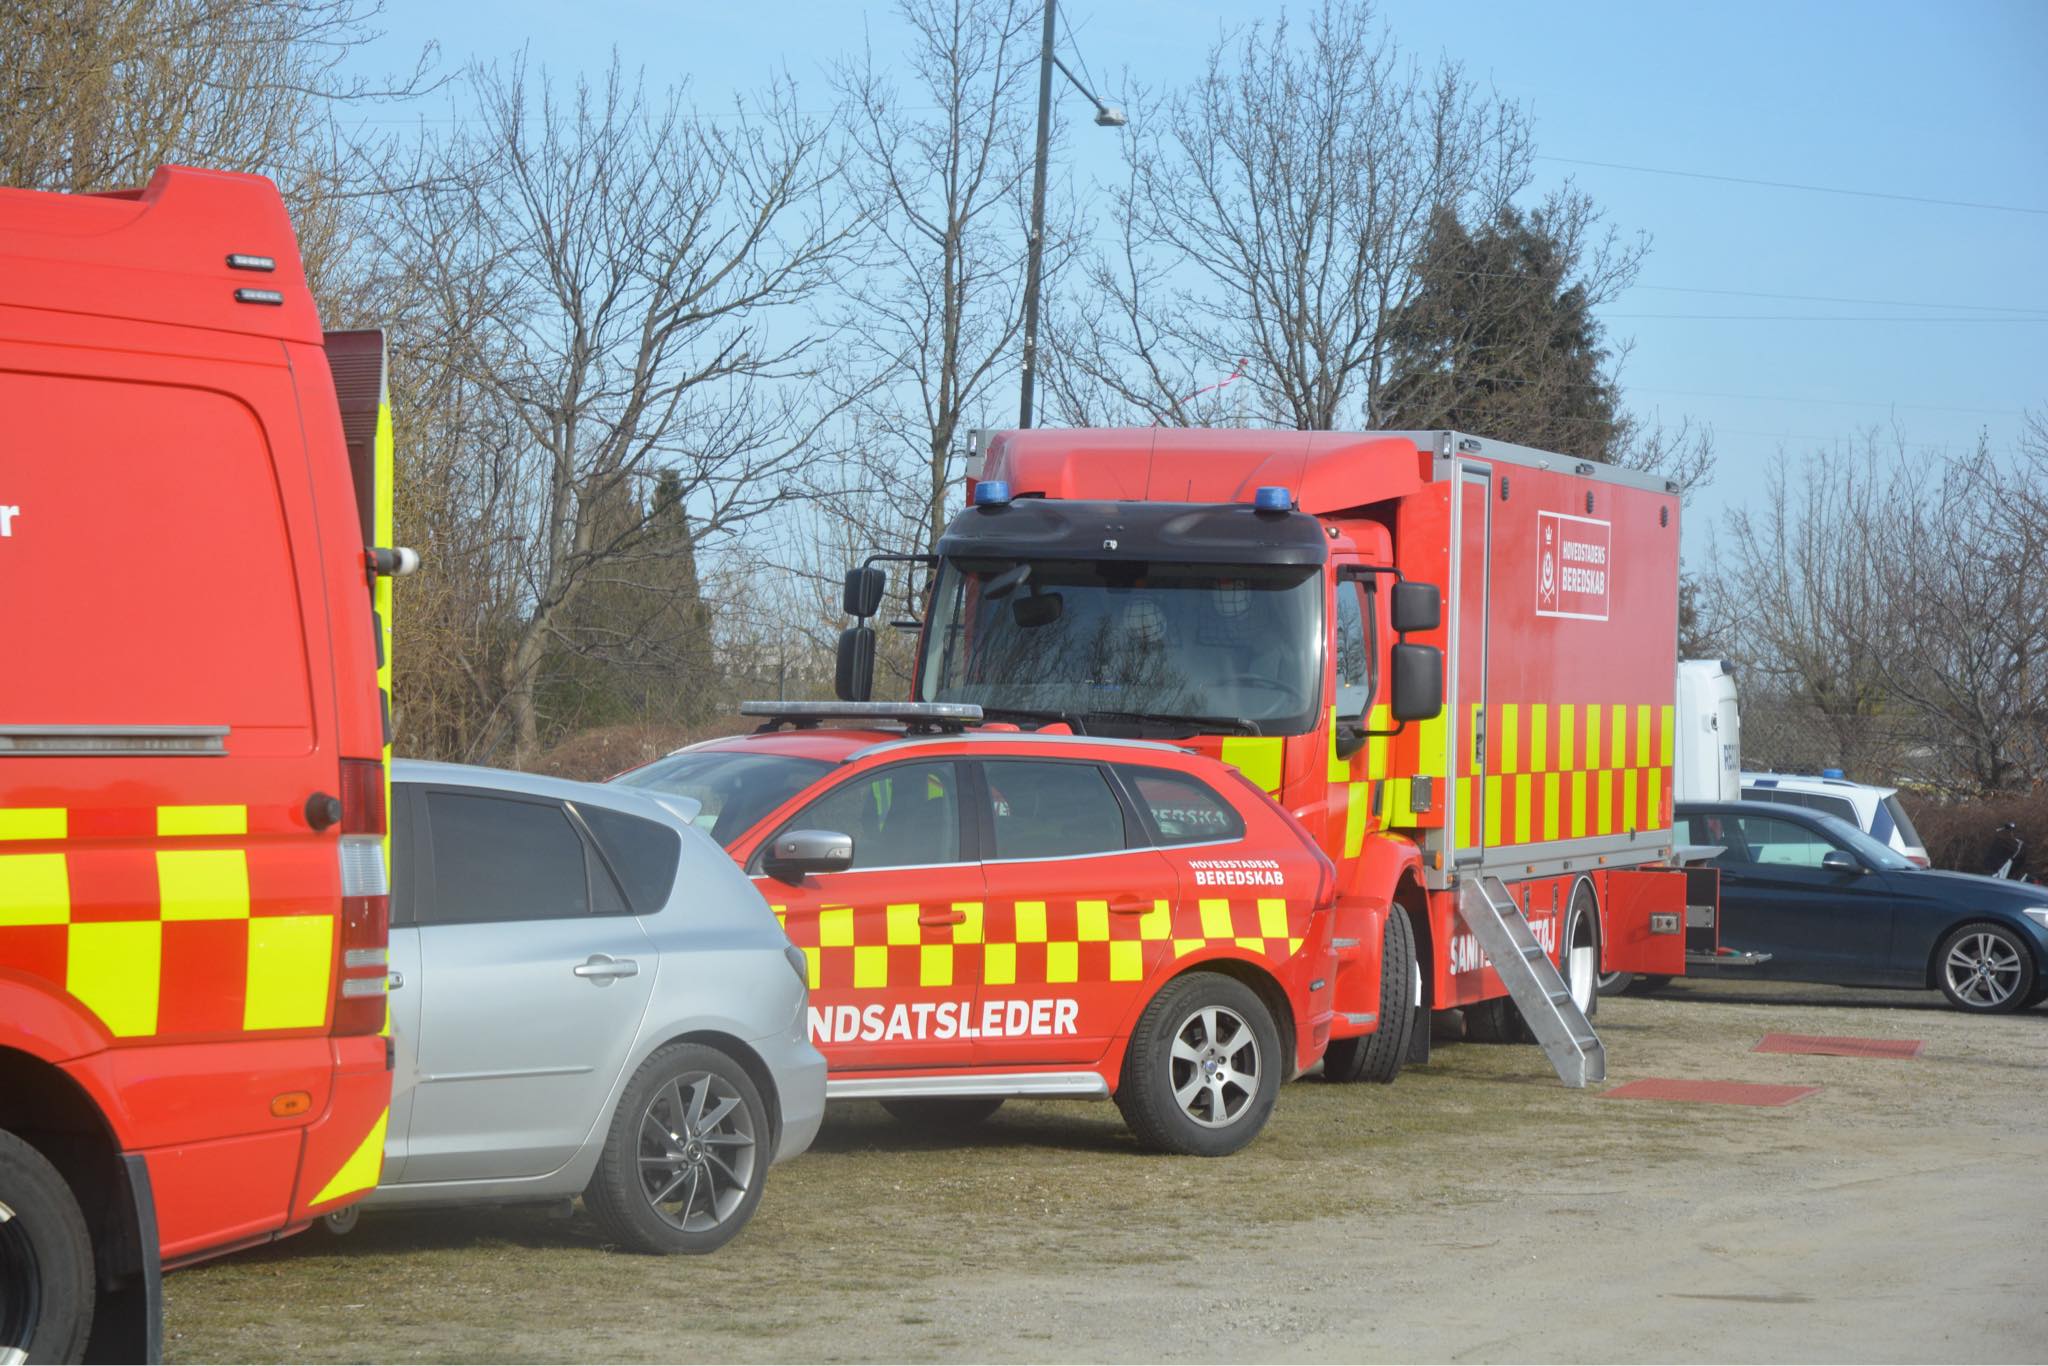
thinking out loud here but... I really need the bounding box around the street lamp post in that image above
[1017,0,1124,430]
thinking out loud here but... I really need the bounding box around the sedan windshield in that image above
[613,750,830,847]
[917,558,1323,736]
[1814,812,1915,871]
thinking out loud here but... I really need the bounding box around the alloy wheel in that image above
[1169,1005,1261,1129]
[1945,931,2024,1008]
[0,1200,39,1366]
[637,1072,757,1234]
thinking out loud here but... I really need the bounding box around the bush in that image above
[1897,786,2048,879]
[528,719,748,784]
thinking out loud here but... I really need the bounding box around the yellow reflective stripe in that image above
[1257,899,1288,939]
[1199,899,1233,940]
[1499,704,1519,775]
[1343,782,1371,858]
[1045,941,1078,983]
[1570,771,1588,839]
[951,901,984,945]
[1109,940,1144,982]
[1585,704,1602,769]
[1648,768,1665,827]
[311,1107,388,1206]
[69,921,160,1037]
[1660,705,1677,766]
[1597,771,1614,833]
[1219,736,1283,795]
[156,850,250,920]
[1611,705,1628,769]
[1542,772,1561,841]
[1529,703,1548,772]
[1622,769,1640,834]
[1558,705,1576,772]
[1076,900,1110,942]
[1136,899,1172,941]
[243,914,332,1030]
[157,805,247,837]
[1512,774,1532,844]
[0,809,65,841]
[801,946,821,989]
[818,906,855,947]
[1484,775,1502,846]
[852,944,887,988]
[885,903,920,946]
[1326,707,1350,783]
[1013,901,1047,942]
[1172,937,1204,959]
[0,854,68,926]
[983,942,1016,985]
[1636,706,1651,773]
[919,944,953,986]
[1415,705,1447,778]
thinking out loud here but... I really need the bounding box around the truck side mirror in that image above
[843,566,886,618]
[1389,642,1444,722]
[835,626,875,701]
[765,829,855,883]
[1391,581,1441,634]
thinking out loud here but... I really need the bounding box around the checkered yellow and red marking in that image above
[772,894,1308,991]
[1455,701,1676,847]
[0,804,335,1040]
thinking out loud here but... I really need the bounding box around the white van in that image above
[1674,660,1742,803]
[1739,770,1930,866]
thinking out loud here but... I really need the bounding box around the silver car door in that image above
[381,784,424,1183]
[399,786,659,1184]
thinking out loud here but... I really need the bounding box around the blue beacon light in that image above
[1253,485,1293,512]
[974,480,1013,506]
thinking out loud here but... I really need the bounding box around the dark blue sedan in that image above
[1674,801,2048,1013]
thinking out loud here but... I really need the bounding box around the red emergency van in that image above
[614,703,1337,1156]
[835,429,1715,1091]
[1,167,401,1361]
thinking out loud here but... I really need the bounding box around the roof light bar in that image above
[1254,485,1293,511]
[974,480,1013,506]
[738,700,984,734]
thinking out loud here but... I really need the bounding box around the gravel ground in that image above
[165,980,2048,1363]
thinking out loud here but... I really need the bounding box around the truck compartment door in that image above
[1601,868,1688,976]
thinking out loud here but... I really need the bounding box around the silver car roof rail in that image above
[737,700,984,735]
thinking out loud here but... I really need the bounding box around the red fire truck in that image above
[837,428,1709,1090]
[1,167,403,1361]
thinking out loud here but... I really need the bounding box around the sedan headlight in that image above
[2023,907,2048,931]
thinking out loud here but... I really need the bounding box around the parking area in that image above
[165,983,2047,1364]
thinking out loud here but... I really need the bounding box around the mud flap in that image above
[84,1154,163,1365]
[1602,868,1688,977]
[1684,866,1720,961]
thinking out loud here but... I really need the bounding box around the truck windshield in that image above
[917,559,1323,736]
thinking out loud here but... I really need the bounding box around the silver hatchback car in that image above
[360,761,826,1253]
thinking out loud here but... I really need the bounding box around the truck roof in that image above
[0,165,322,344]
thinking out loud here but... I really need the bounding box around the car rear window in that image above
[983,761,1127,860]
[577,804,682,914]
[1122,766,1245,846]
[424,791,590,925]
[615,750,830,846]
[1882,795,1923,849]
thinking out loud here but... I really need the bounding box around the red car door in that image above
[969,758,1182,1068]
[750,757,986,1073]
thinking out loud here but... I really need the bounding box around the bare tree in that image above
[1046,1,1530,430]
[381,57,853,757]
[833,0,1047,556]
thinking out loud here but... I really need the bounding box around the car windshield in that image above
[917,558,1323,736]
[1813,812,1915,871]
[613,750,830,847]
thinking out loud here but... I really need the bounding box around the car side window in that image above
[1334,581,1373,717]
[787,761,962,871]
[1804,792,1859,824]
[423,790,591,925]
[1731,814,1837,870]
[982,760,1127,860]
[1122,765,1246,846]
[577,804,683,914]
[390,784,416,927]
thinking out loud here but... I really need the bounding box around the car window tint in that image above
[1882,795,1924,849]
[792,762,961,870]
[579,804,683,914]
[390,784,416,927]
[1741,787,1787,806]
[424,791,590,925]
[614,750,831,846]
[1124,765,1246,846]
[1732,814,1836,869]
[1805,792,1858,824]
[984,761,1127,860]
[1334,582,1370,717]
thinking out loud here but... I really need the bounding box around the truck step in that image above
[1456,875,1606,1088]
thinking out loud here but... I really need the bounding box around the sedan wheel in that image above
[587,1043,768,1254]
[1936,923,2037,1014]
[1115,973,1281,1157]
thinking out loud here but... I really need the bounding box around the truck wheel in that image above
[1626,975,1674,996]
[1461,995,1522,1043]
[1565,883,1599,1020]
[1116,973,1281,1157]
[1321,904,1416,1084]
[1596,971,1634,996]
[880,1098,1004,1129]
[586,1043,768,1254]
[0,1130,94,1365]
[1936,923,2036,1014]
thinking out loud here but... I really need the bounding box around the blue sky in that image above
[346,1,2048,560]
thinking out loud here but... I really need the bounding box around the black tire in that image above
[1116,973,1282,1157]
[1626,974,1674,996]
[879,1097,1004,1129]
[1321,904,1416,1084]
[1934,922,2037,1014]
[1595,971,1634,997]
[320,1204,360,1237]
[1564,882,1599,1021]
[586,1043,769,1254]
[1461,995,1523,1043]
[0,1129,94,1366]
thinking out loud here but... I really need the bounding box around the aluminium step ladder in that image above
[1455,875,1605,1087]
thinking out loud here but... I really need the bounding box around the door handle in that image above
[1109,897,1159,916]
[573,954,639,982]
[919,908,967,926]
[387,970,405,992]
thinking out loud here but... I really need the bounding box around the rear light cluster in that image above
[334,757,390,1035]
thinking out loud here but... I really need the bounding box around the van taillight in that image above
[335,757,389,1035]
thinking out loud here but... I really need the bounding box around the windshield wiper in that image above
[1077,710,1263,738]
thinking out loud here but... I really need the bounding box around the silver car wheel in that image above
[638,1072,757,1234]
[1169,1004,1261,1129]
[1945,931,2024,1008]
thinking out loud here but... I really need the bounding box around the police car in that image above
[613,703,1338,1156]
[1741,769,1930,866]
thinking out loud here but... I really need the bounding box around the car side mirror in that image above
[843,566,886,618]
[1391,581,1441,634]
[764,829,854,883]
[1820,850,1861,874]
[835,626,875,701]
[1389,642,1443,722]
